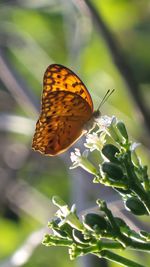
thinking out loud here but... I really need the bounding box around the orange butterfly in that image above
[32,64,112,156]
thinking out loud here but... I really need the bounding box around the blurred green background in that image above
[0,1,150,267]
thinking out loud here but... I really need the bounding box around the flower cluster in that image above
[70,116,150,215]
[43,196,150,267]
[43,116,150,267]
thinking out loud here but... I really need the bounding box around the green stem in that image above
[98,200,132,247]
[124,151,150,214]
[143,174,150,192]
[100,177,128,189]
[141,166,150,192]
[95,250,145,267]
[79,241,123,254]
[97,201,150,252]
[132,182,150,214]
[123,230,145,242]
[129,240,150,252]
[42,235,73,246]
[97,240,123,250]
[94,239,150,253]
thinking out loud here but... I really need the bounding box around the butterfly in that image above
[32,64,113,156]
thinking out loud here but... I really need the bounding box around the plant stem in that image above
[129,240,150,252]
[95,250,145,267]
[95,240,150,253]
[97,240,123,250]
[132,182,150,214]
[99,200,132,247]
[124,151,150,214]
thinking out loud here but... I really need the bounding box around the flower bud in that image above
[102,162,124,181]
[52,195,68,209]
[83,213,108,232]
[102,144,120,163]
[53,228,68,238]
[65,212,83,231]
[73,229,90,244]
[116,121,128,141]
[114,217,128,228]
[125,197,148,216]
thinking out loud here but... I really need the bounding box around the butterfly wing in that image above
[32,64,94,156]
[32,91,92,155]
[43,64,93,112]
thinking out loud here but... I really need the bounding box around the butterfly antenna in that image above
[97,89,115,111]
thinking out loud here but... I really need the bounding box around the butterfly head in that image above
[93,109,101,120]
[84,89,115,133]
[83,109,101,133]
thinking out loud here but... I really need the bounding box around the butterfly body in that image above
[32,64,100,156]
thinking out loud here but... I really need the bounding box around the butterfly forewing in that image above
[43,64,93,111]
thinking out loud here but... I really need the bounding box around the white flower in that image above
[85,132,106,151]
[96,115,123,143]
[70,148,98,175]
[70,148,82,167]
[97,115,116,131]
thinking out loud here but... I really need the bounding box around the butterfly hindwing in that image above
[32,91,92,155]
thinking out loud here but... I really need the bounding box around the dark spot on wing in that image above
[64,83,68,89]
